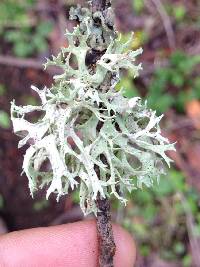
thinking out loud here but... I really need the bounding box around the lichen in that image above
[11,4,175,215]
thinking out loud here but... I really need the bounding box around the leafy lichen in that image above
[11,5,175,215]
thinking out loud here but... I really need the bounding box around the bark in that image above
[96,195,116,267]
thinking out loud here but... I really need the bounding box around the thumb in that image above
[0,220,136,267]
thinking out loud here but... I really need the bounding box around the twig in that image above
[90,0,117,263]
[150,0,176,50]
[0,55,43,69]
[96,195,116,267]
[94,159,116,266]
[0,55,62,75]
[0,54,168,81]
[57,0,69,46]
[180,193,200,267]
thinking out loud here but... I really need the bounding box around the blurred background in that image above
[0,0,200,266]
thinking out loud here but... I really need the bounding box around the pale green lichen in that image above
[11,4,175,215]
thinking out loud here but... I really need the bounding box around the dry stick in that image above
[91,0,116,265]
[0,55,43,69]
[0,55,62,76]
[180,193,200,267]
[150,0,176,50]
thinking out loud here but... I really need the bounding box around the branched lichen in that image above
[11,4,175,215]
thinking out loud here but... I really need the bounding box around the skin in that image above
[0,220,136,267]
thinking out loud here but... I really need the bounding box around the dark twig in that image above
[91,0,116,265]
[96,195,116,267]
[94,157,116,266]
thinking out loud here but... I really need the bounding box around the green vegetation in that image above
[0,194,4,209]
[0,84,6,96]
[123,169,200,266]
[33,199,49,212]
[0,0,35,29]
[0,0,52,57]
[132,0,145,14]
[147,51,200,113]
[0,110,10,129]
[119,51,200,114]
[5,21,53,57]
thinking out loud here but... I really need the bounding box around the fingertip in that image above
[113,224,137,267]
[0,220,136,267]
